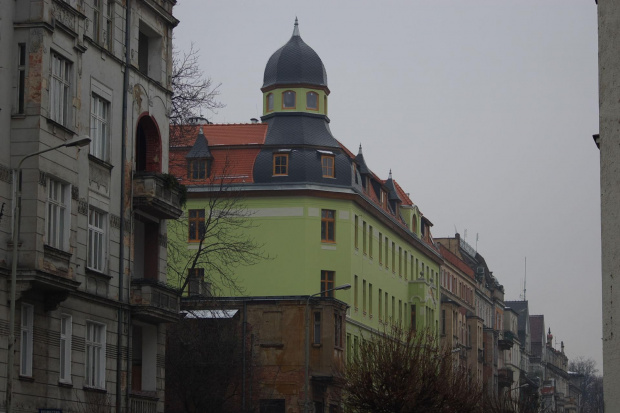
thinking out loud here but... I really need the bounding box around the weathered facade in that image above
[596,0,620,410]
[0,0,180,412]
[167,296,348,413]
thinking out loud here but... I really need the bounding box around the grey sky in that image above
[172,1,601,369]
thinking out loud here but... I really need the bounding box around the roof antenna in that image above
[293,17,300,36]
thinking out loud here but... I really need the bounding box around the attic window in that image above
[282,90,296,109]
[381,190,388,209]
[306,91,318,110]
[273,153,288,176]
[266,93,274,112]
[188,159,209,180]
[321,155,335,178]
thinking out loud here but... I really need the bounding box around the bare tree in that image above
[166,161,269,297]
[171,42,224,127]
[343,326,483,413]
[569,356,604,413]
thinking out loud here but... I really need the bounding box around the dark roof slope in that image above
[186,130,213,159]
[262,19,328,89]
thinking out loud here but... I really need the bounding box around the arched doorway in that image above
[135,115,162,173]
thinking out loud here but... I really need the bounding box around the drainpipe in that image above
[117,0,131,411]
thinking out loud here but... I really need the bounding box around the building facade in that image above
[168,20,443,350]
[0,0,180,412]
[596,0,620,410]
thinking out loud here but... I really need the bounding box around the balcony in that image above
[498,368,514,388]
[18,266,80,312]
[498,330,516,350]
[129,393,158,413]
[130,278,180,323]
[133,172,183,219]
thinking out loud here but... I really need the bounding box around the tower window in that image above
[282,90,296,109]
[306,91,318,110]
[273,153,288,176]
[266,93,274,112]
[321,155,335,178]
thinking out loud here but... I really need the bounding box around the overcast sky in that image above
[172,0,602,370]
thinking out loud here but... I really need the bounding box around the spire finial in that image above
[388,169,393,179]
[293,17,300,36]
[199,126,204,135]
[358,144,363,154]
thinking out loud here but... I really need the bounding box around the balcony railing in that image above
[130,278,180,323]
[129,394,157,413]
[133,172,183,219]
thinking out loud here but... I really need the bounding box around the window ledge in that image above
[88,154,114,171]
[86,267,112,280]
[45,117,77,137]
[44,244,72,261]
[83,386,107,393]
[11,114,26,119]
[58,381,73,388]
[18,375,34,382]
[260,342,284,349]
[312,343,322,348]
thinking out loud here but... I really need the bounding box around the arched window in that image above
[282,90,296,109]
[306,91,318,110]
[412,215,417,233]
[266,93,274,112]
[135,115,162,173]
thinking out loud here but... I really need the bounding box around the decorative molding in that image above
[0,164,12,183]
[71,186,79,200]
[39,171,47,186]
[159,233,167,248]
[78,198,88,215]
[110,214,121,229]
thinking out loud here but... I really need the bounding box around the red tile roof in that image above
[170,124,268,147]
[393,180,413,206]
[439,244,475,278]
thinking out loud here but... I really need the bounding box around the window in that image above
[363,222,367,254]
[17,43,26,114]
[384,292,388,322]
[188,209,205,241]
[46,178,69,250]
[334,313,343,347]
[392,242,396,273]
[260,399,285,413]
[273,154,288,176]
[398,247,402,277]
[50,53,71,126]
[354,215,358,248]
[94,0,114,49]
[320,270,334,297]
[354,275,358,309]
[60,314,72,383]
[20,303,34,377]
[321,209,335,243]
[138,23,162,79]
[368,225,373,258]
[138,31,149,74]
[188,268,205,296]
[362,279,366,313]
[282,90,295,109]
[313,312,321,344]
[85,322,106,388]
[378,289,382,319]
[385,237,389,269]
[90,94,110,160]
[306,91,318,110]
[379,232,383,264]
[321,155,335,178]
[380,189,387,209]
[369,283,373,316]
[189,159,207,180]
[88,208,107,272]
[266,93,274,112]
[411,305,417,331]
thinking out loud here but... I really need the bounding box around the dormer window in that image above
[381,190,388,209]
[273,153,289,176]
[306,91,318,110]
[321,155,335,178]
[282,90,296,109]
[188,159,209,180]
[266,93,274,112]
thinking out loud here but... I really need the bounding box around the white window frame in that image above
[50,52,71,126]
[85,321,106,389]
[88,208,107,272]
[93,0,114,50]
[90,94,110,160]
[46,178,70,250]
[59,314,72,383]
[20,303,34,377]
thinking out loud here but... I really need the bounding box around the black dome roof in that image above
[262,19,328,89]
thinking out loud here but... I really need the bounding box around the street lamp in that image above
[5,136,91,413]
[304,283,351,413]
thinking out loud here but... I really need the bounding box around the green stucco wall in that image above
[263,87,328,116]
[169,193,440,341]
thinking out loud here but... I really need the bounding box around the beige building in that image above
[0,0,180,412]
[597,0,620,410]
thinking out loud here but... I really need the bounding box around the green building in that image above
[169,20,442,343]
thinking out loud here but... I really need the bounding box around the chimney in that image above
[250,118,259,124]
